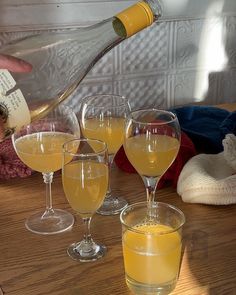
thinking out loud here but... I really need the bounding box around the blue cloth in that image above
[171,106,236,153]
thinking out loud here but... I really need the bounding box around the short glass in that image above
[120,201,185,295]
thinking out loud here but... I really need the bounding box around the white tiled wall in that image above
[1,1,236,114]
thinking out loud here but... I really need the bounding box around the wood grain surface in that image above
[0,104,236,295]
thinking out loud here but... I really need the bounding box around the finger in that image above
[0,54,32,73]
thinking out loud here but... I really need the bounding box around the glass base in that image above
[126,275,177,295]
[96,194,128,215]
[25,209,74,235]
[67,241,107,262]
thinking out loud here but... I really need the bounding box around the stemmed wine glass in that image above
[62,138,109,261]
[124,109,181,212]
[12,105,80,235]
[80,94,130,215]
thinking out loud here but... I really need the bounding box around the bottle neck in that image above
[145,0,162,22]
[115,0,162,38]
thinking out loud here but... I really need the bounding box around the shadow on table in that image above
[182,221,236,295]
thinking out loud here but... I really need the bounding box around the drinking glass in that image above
[124,109,181,213]
[62,138,109,261]
[12,105,80,235]
[80,94,130,215]
[120,201,185,295]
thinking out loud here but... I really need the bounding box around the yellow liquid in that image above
[63,160,108,218]
[124,134,180,177]
[82,117,125,154]
[15,132,75,173]
[123,223,181,285]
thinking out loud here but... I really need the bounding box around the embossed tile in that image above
[225,16,236,67]
[119,75,168,110]
[175,17,228,71]
[172,70,218,106]
[120,22,169,74]
[217,69,236,103]
[87,49,115,77]
[66,81,114,114]
[0,31,37,46]
[175,19,203,69]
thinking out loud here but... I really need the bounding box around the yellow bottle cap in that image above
[116,1,154,38]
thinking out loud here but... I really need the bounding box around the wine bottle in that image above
[0,0,162,139]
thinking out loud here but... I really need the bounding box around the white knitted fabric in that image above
[177,134,236,205]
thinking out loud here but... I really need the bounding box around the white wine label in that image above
[0,69,16,93]
[0,70,31,138]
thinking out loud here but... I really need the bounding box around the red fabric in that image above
[0,138,33,179]
[114,131,197,188]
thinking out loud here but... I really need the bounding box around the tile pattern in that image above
[1,16,236,115]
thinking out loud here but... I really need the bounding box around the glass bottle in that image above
[0,0,162,139]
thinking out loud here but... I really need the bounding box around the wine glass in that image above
[12,105,80,235]
[124,109,181,212]
[62,138,109,261]
[80,94,130,215]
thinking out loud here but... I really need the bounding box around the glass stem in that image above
[42,172,54,216]
[146,186,156,205]
[142,176,160,218]
[105,154,114,199]
[82,217,93,249]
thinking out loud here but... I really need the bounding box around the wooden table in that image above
[1,104,236,295]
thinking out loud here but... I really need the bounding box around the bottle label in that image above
[116,1,154,37]
[0,70,31,138]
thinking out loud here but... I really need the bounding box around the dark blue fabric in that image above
[170,106,236,154]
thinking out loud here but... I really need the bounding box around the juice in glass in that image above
[124,134,180,177]
[82,117,125,155]
[15,131,75,172]
[63,160,108,218]
[123,224,181,287]
[120,202,185,295]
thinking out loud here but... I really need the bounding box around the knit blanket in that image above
[0,138,33,179]
[177,133,236,205]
